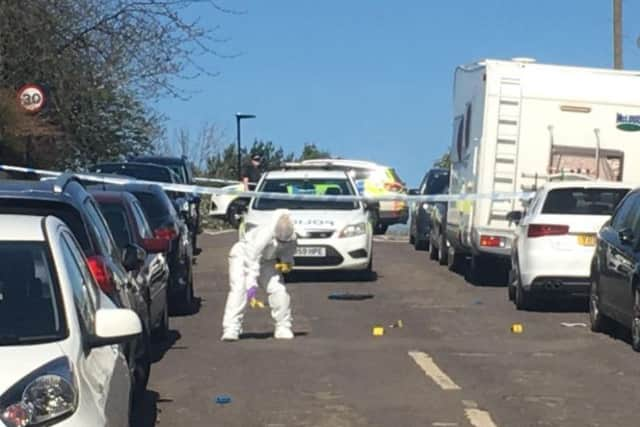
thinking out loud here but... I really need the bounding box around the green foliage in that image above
[433,152,451,169]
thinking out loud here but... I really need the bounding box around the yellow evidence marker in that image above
[275,262,292,274]
[511,323,524,334]
[372,326,385,336]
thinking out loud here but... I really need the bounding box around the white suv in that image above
[0,214,141,427]
[242,169,375,278]
[508,181,631,310]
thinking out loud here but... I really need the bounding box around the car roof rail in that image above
[52,172,84,193]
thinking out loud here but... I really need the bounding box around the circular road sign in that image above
[17,84,46,113]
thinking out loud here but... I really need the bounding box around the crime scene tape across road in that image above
[0,164,535,203]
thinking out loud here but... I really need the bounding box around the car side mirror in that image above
[408,188,419,196]
[88,308,142,349]
[122,244,146,271]
[363,199,380,212]
[506,210,523,225]
[143,237,169,254]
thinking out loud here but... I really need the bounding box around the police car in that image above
[241,168,376,278]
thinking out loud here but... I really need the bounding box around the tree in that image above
[157,122,226,174]
[0,0,233,168]
[433,152,451,169]
[298,143,330,161]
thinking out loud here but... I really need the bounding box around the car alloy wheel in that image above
[589,277,603,332]
[632,288,640,352]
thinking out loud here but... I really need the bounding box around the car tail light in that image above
[527,224,569,238]
[154,227,178,241]
[86,256,115,294]
[480,235,506,248]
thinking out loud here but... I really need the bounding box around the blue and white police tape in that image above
[0,164,535,203]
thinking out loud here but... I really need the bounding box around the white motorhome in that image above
[447,57,640,282]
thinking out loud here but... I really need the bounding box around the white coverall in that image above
[221,212,296,340]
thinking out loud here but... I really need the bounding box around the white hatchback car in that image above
[508,181,631,310]
[242,169,375,278]
[0,214,141,427]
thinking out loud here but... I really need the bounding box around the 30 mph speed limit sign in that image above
[17,84,46,113]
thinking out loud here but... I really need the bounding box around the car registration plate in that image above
[577,234,596,246]
[296,247,326,257]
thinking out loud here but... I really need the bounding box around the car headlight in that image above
[0,358,78,427]
[339,222,367,238]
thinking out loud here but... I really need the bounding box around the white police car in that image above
[242,169,376,278]
[0,214,141,427]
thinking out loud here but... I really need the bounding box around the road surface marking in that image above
[408,351,461,390]
[433,423,458,426]
[464,408,498,427]
[462,400,478,409]
[204,229,235,236]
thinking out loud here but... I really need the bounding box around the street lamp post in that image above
[235,113,256,181]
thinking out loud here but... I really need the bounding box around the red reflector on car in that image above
[480,235,503,247]
[86,256,115,294]
[154,227,178,241]
[527,224,569,238]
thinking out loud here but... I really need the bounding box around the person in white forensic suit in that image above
[221,209,297,341]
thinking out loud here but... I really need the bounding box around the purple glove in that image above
[247,285,258,302]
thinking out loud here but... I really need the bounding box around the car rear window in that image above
[133,192,172,228]
[0,242,66,345]
[426,172,449,195]
[93,164,172,183]
[542,188,629,216]
[98,202,132,249]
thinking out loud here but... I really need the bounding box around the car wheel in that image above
[515,279,533,311]
[438,233,448,266]
[632,287,640,352]
[429,236,438,261]
[447,245,463,272]
[357,256,374,281]
[508,269,516,301]
[409,234,415,245]
[181,267,195,313]
[133,330,151,404]
[589,276,611,333]
[374,223,388,235]
[466,254,487,286]
[226,200,244,229]
[153,294,170,341]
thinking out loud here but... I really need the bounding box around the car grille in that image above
[295,245,343,266]
[296,230,335,239]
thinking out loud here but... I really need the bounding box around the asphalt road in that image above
[134,231,640,427]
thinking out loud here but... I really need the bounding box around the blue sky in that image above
[156,0,640,186]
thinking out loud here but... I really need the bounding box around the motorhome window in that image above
[453,115,464,161]
[541,188,628,216]
[464,103,472,149]
[549,145,623,181]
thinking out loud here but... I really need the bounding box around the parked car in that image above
[242,168,377,279]
[0,175,152,399]
[0,213,141,427]
[91,190,171,339]
[590,186,640,351]
[89,182,195,312]
[298,159,408,234]
[92,160,201,253]
[206,182,248,229]
[409,168,449,251]
[428,184,450,265]
[508,181,630,309]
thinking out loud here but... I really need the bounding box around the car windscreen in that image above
[93,164,172,183]
[541,188,629,216]
[0,242,66,345]
[253,178,359,210]
[98,202,133,249]
[132,191,172,228]
[426,172,449,195]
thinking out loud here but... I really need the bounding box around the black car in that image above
[590,188,640,351]
[428,185,449,265]
[92,190,171,339]
[409,168,449,251]
[128,156,202,252]
[90,182,195,313]
[90,160,201,253]
[0,174,152,399]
